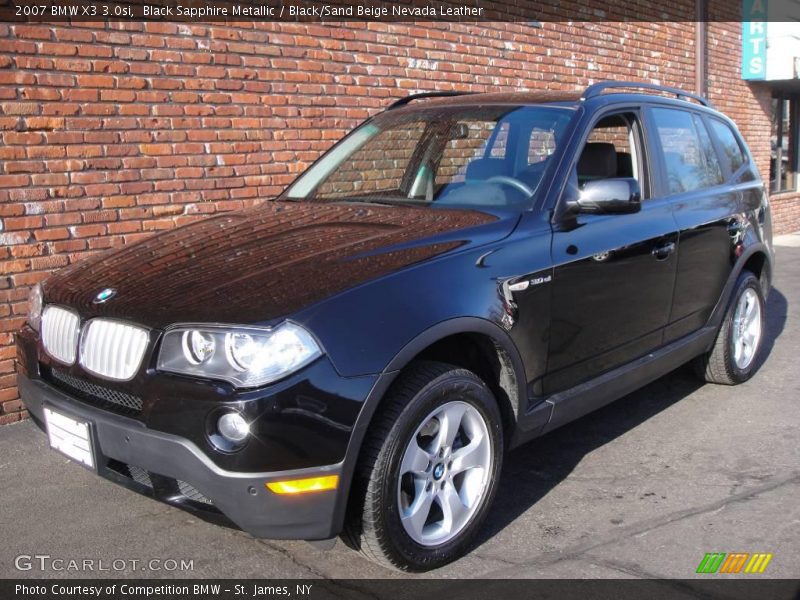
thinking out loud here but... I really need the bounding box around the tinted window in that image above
[652,107,723,194]
[709,118,747,173]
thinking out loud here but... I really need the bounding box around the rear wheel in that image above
[694,270,765,385]
[344,361,503,571]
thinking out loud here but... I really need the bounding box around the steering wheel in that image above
[486,176,535,197]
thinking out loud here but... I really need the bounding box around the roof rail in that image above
[582,81,713,108]
[387,91,474,110]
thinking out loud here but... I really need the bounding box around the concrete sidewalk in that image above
[0,247,798,580]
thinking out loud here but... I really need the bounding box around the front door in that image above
[545,110,679,394]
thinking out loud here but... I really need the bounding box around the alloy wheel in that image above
[732,287,762,370]
[396,400,492,547]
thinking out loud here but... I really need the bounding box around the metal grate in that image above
[106,459,153,489]
[48,368,143,415]
[105,461,216,509]
[128,464,153,488]
[177,480,214,505]
[80,319,150,381]
[41,306,80,365]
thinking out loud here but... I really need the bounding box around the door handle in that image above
[651,241,676,260]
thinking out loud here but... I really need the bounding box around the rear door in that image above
[646,106,738,342]
[545,108,680,394]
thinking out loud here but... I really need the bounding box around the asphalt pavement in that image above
[1,240,798,580]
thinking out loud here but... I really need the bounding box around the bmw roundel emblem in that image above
[93,288,117,304]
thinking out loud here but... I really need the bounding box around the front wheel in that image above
[694,270,766,385]
[344,361,503,571]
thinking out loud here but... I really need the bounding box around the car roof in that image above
[392,90,583,109]
[389,89,719,116]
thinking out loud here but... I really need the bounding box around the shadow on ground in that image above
[476,285,789,546]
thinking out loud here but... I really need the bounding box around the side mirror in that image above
[572,178,642,215]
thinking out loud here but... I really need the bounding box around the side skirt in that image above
[511,326,717,447]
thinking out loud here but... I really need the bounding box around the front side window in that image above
[285,105,574,209]
[652,107,723,195]
[570,112,645,197]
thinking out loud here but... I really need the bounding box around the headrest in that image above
[577,143,617,179]
[465,158,511,181]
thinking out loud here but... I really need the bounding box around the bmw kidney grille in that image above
[40,307,149,380]
[41,306,81,365]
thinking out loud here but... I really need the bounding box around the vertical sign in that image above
[742,0,768,80]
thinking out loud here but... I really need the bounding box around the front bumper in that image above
[19,373,343,540]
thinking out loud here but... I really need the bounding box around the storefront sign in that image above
[742,0,768,80]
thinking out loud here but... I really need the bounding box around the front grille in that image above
[48,368,143,415]
[80,319,149,381]
[41,306,80,365]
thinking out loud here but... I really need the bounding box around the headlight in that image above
[157,322,322,388]
[27,283,43,331]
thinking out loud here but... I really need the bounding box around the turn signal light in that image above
[266,475,339,495]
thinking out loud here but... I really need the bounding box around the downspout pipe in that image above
[696,0,708,98]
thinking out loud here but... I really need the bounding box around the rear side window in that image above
[708,118,747,173]
[651,107,724,194]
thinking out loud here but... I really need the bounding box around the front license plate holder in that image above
[43,405,97,471]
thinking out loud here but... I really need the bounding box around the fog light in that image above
[218,412,250,443]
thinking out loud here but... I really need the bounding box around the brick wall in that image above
[0,13,796,423]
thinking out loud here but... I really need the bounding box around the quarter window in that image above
[708,118,747,174]
[652,107,723,194]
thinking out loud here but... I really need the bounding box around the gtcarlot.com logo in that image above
[14,554,194,572]
[696,552,773,574]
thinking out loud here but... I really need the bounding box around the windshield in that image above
[284,105,574,209]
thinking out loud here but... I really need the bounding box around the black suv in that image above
[17,82,773,571]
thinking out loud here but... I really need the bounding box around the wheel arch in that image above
[708,243,773,333]
[382,317,527,425]
[330,317,528,537]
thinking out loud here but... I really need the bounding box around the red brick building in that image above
[1,7,799,423]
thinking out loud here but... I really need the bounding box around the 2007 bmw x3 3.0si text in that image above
[16,82,773,571]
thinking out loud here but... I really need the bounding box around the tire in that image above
[343,361,503,571]
[694,270,766,385]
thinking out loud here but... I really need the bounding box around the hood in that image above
[43,201,518,329]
